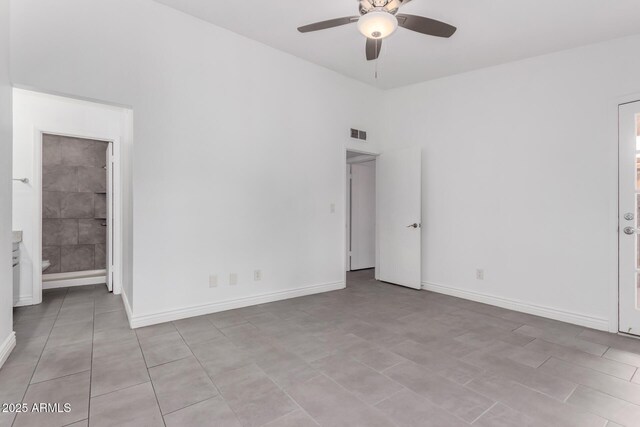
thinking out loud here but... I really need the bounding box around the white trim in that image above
[43,276,106,290]
[121,287,133,328]
[14,296,33,307]
[30,127,123,305]
[615,92,640,334]
[0,332,16,369]
[128,281,345,329]
[613,91,640,334]
[422,281,609,331]
[43,269,106,281]
[347,154,377,164]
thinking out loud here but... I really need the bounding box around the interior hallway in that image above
[3,270,640,426]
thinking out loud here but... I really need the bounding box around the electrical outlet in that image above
[229,273,238,286]
[209,274,218,288]
[254,270,262,281]
[476,269,484,280]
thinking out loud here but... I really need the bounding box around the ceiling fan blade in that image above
[297,16,358,33]
[366,38,382,61]
[396,14,457,38]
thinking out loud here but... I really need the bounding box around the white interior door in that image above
[105,143,114,292]
[377,147,422,289]
[619,101,640,335]
[350,161,376,270]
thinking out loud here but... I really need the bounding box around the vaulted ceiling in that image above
[154,0,640,89]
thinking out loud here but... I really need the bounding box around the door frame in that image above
[344,148,380,282]
[31,128,123,304]
[617,93,640,335]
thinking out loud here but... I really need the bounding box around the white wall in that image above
[380,35,640,331]
[350,161,376,270]
[10,0,381,325]
[12,89,133,305]
[0,0,15,367]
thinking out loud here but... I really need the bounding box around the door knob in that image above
[407,223,420,229]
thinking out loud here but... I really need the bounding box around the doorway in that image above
[346,151,376,273]
[619,100,640,335]
[345,147,422,290]
[40,134,114,292]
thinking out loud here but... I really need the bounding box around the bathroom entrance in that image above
[41,134,113,291]
[12,88,130,307]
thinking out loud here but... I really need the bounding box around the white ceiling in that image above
[154,0,640,89]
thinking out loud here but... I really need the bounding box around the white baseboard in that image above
[121,288,133,328]
[43,276,106,289]
[43,269,106,281]
[128,281,345,329]
[0,332,16,369]
[422,281,609,331]
[14,296,33,307]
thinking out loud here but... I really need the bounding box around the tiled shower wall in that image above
[42,134,108,273]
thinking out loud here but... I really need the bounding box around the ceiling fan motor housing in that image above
[359,0,404,15]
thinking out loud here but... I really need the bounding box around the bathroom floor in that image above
[4,271,640,426]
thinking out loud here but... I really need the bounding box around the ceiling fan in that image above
[297,0,456,61]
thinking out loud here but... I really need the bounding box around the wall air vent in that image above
[350,128,368,141]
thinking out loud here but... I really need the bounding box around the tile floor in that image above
[3,269,640,426]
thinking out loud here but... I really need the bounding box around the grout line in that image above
[10,287,69,427]
[369,387,406,407]
[563,385,579,403]
[539,353,640,386]
[378,359,405,374]
[86,291,97,424]
[159,395,218,418]
[132,329,167,427]
[266,371,320,426]
[314,374,402,427]
[170,322,249,426]
[470,401,498,425]
[89,375,151,399]
[27,368,92,386]
[171,326,222,389]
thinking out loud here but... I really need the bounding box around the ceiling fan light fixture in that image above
[357,11,398,39]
